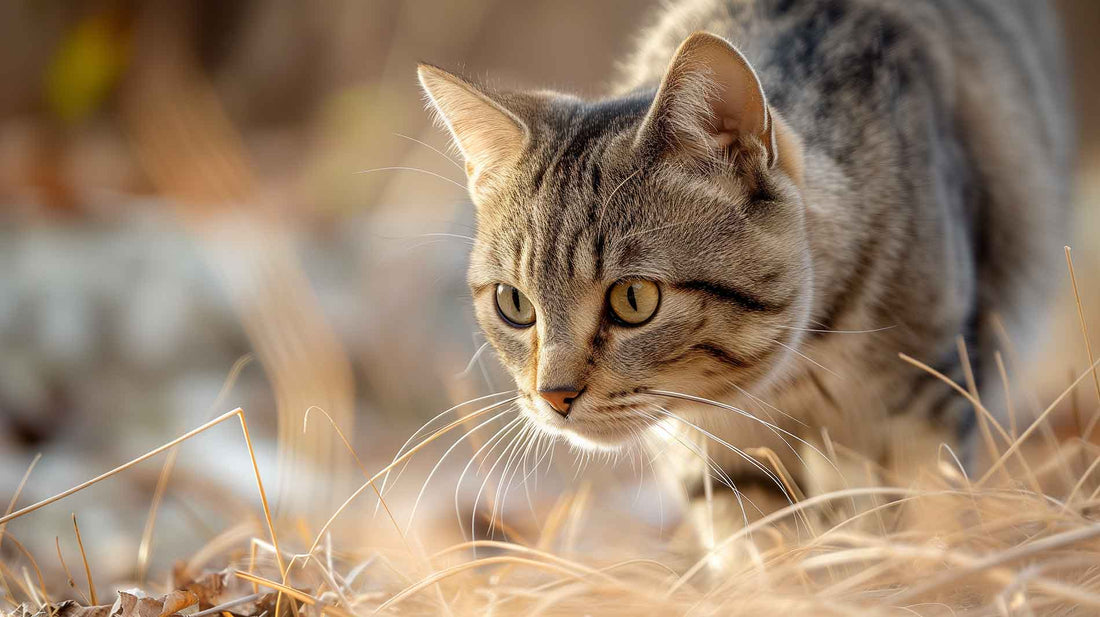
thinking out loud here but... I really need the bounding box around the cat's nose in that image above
[538,387,583,417]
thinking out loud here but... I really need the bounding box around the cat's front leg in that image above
[656,439,800,565]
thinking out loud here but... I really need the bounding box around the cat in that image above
[417,0,1072,531]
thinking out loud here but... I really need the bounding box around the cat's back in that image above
[619,0,1070,171]
[620,0,1073,397]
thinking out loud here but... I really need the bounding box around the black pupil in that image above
[511,287,522,313]
[626,285,638,311]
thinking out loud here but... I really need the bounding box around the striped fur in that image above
[419,0,1072,514]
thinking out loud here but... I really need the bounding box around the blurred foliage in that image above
[45,14,130,124]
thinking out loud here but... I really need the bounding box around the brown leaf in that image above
[111,592,165,617]
[171,568,277,616]
[54,600,112,617]
[177,571,229,609]
[157,590,198,617]
[14,601,112,617]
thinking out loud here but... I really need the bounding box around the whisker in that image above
[772,339,843,379]
[455,417,523,545]
[405,407,516,534]
[636,409,756,532]
[455,342,492,379]
[645,407,790,504]
[473,332,497,393]
[414,232,476,245]
[473,423,526,543]
[596,168,642,230]
[776,324,897,335]
[520,428,543,528]
[636,409,739,494]
[642,406,822,541]
[525,431,555,497]
[307,396,520,555]
[376,390,516,509]
[491,424,534,538]
[391,132,464,171]
[723,380,815,473]
[730,382,808,428]
[610,220,693,248]
[641,389,838,477]
[355,166,467,191]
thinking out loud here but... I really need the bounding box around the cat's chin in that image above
[519,408,635,453]
[557,427,629,453]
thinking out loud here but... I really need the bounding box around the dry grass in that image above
[1,248,1098,616]
[3,8,1099,614]
[3,347,1100,616]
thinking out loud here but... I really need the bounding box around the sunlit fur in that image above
[421,0,1072,511]
[465,118,811,450]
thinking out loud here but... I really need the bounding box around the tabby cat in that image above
[418,0,1071,525]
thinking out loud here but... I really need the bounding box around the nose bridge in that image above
[533,285,601,391]
[536,335,588,391]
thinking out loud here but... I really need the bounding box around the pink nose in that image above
[538,388,582,417]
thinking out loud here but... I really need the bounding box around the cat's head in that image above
[419,32,811,450]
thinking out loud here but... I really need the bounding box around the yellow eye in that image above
[608,279,660,325]
[495,284,536,327]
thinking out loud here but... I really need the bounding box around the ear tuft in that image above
[417,64,528,191]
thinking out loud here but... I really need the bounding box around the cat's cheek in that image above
[477,320,535,383]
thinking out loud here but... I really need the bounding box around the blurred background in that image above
[0,0,1098,589]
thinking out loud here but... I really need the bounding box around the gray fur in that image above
[420,0,1072,513]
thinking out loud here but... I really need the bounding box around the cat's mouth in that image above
[519,393,658,451]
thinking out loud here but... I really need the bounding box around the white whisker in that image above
[404,406,515,534]
[596,168,642,230]
[773,339,843,379]
[474,422,526,542]
[414,232,476,245]
[454,416,523,545]
[610,220,693,248]
[642,389,839,477]
[392,132,464,170]
[455,342,492,379]
[637,408,755,532]
[642,407,819,536]
[776,324,897,335]
[644,407,788,503]
[355,166,467,191]
[520,428,543,527]
[730,382,808,428]
[491,424,533,538]
[375,391,516,513]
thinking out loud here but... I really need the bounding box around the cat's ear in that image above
[636,32,781,168]
[417,64,528,193]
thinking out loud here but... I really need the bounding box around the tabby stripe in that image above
[687,343,749,369]
[674,280,788,314]
[592,233,605,281]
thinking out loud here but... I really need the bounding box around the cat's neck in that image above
[796,152,871,330]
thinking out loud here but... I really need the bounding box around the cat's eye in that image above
[608,279,660,325]
[495,284,536,327]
